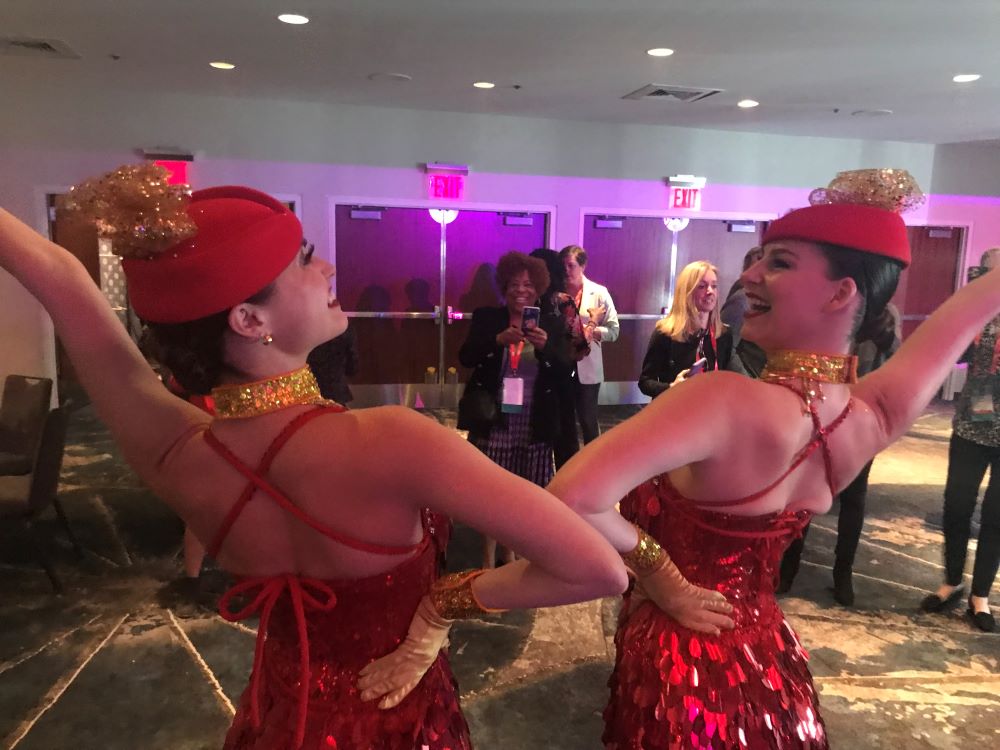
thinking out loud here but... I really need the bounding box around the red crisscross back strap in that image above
[690,383,853,510]
[204,405,425,559]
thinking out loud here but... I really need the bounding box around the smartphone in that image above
[968,265,987,283]
[689,357,708,376]
[521,305,541,331]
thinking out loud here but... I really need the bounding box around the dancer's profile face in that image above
[261,244,347,352]
[738,240,845,351]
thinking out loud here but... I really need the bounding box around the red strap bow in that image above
[219,575,338,748]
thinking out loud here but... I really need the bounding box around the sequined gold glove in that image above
[623,525,735,635]
[358,570,504,709]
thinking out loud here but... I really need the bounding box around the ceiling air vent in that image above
[622,84,723,103]
[0,36,80,59]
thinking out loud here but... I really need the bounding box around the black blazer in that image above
[458,306,574,442]
[638,327,736,398]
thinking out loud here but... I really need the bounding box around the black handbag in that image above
[457,386,498,432]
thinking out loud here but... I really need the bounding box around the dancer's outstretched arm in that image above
[548,374,739,634]
[0,209,208,481]
[354,405,630,708]
[549,372,734,529]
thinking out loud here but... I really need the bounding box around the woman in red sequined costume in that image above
[549,169,1000,749]
[0,166,627,750]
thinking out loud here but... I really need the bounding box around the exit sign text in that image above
[428,174,465,200]
[670,187,701,211]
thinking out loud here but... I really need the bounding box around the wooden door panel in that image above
[892,226,963,339]
[334,206,441,384]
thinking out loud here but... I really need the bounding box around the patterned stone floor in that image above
[1,401,998,749]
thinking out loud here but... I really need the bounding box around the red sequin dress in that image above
[605,395,851,750]
[202,406,472,750]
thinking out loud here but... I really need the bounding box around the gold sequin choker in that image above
[760,350,858,409]
[212,367,335,419]
[761,350,858,385]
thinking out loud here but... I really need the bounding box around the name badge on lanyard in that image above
[502,341,525,414]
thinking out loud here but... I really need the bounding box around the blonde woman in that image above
[638,260,735,398]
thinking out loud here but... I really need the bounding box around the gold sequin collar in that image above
[761,350,857,410]
[212,367,334,419]
[761,350,858,385]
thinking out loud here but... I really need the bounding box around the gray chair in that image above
[0,374,52,475]
[0,375,81,592]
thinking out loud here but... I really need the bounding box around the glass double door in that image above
[334,205,548,406]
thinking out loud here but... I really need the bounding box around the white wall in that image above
[0,74,937,187]
[931,142,1000,197]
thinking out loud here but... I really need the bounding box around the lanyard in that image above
[695,328,719,370]
[508,341,525,374]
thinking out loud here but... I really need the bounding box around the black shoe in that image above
[919,586,965,613]
[832,564,855,607]
[968,598,997,632]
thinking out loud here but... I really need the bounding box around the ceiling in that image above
[3,0,1000,144]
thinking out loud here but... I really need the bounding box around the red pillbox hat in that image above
[762,203,910,267]
[123,186,302,323]
[762,168,923,268]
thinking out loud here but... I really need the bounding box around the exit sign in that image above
[428,173,465,200]
[153,159,189,185]
[667,174,707,212]
[670,186,701,211]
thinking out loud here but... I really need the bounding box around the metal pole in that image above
[666,229,679,311]
[438,219,447,386]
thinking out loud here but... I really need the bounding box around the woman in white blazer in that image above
[561,245,620,444]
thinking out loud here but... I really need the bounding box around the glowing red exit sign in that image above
[428,173,465,200]
[153,160,189,185]
[670,186,701,211]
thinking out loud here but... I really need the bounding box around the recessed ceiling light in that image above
[953,73,981,83]
[473,81,495,89]
[278,13,310,25]
[851,108,893,117]
[367,72,413,82]
[209,61,235,70]
[737,99,759,109]
[646,48,674,57]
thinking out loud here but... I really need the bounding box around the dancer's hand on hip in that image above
[637,562,735,635]
[357,596,452,709]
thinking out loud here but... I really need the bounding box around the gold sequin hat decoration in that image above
[808,168,925,214]
[56,163,196,259]
[762,168,921,267]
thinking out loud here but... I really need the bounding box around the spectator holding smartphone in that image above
[638,260,736,398]
[458,251,574,566]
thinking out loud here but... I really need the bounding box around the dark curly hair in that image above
[141,282,276,395]
[495,251,550,298]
